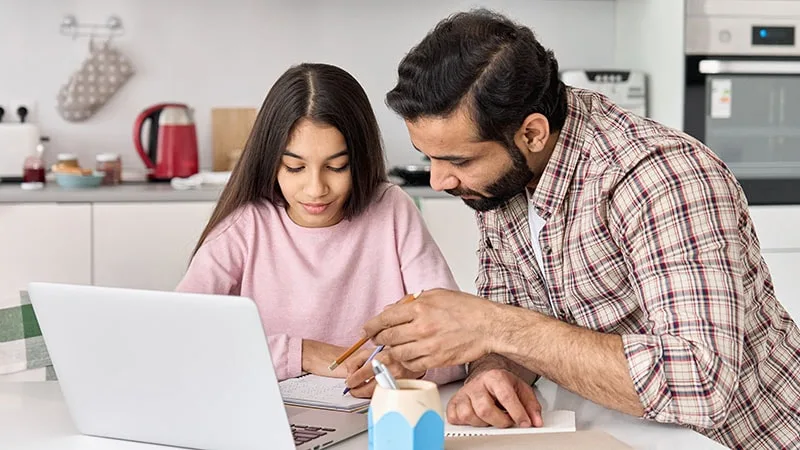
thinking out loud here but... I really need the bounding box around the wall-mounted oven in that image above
[685,0,800,204]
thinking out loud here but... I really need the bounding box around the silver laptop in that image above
[27,282,367,450]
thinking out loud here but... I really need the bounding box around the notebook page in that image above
[445,410,576,437]
[279,374,368,409]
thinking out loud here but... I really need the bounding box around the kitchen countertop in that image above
[0,183,450,203]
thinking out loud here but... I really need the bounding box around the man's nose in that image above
[429,163,458,192]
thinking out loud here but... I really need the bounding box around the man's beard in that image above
[446,147,534,212]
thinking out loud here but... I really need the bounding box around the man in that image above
[351,9,800,450]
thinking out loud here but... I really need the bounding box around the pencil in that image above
[328,290,422,371]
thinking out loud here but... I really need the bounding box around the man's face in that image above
[405,109,534,212]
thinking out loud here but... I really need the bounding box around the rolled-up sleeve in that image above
[613,150,746,429]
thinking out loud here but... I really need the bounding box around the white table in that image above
[0,380,726,449]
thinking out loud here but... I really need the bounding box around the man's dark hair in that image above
[386,9,567,147]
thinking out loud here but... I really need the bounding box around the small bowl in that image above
[54,171,105,188]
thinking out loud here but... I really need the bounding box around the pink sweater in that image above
[177,184,465,383]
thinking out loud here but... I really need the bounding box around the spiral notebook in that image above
[445,430,633,449]
[445,410,576,437]
[278,374,370,413]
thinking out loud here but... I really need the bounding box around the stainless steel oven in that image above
[685,0,800,204]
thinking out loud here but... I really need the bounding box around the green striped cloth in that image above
[0,291,56,380]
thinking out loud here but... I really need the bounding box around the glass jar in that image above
[96,153,122,185]
[22,142,46,184]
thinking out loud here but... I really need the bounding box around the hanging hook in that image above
[59,14,125,40]
[60,14,79,40]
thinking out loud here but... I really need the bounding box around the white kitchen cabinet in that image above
[748,206,800,251]
[760,252,800,321]
[0,204,91,307]
[748,205,800,321]
[92,202,215,292]
[418,198,479,294]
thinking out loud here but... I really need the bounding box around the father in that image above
[359,9,800,449]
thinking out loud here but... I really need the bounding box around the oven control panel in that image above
[687,18,800,55]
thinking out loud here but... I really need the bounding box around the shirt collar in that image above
[530,88,589,219]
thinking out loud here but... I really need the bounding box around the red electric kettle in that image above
[133,103,199,181]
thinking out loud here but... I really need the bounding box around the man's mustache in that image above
[445,188,486,198]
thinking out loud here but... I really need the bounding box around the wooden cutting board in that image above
[211,107,258,171]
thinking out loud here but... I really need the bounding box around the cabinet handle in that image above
[769,91,776,125]
[700,60,800,74]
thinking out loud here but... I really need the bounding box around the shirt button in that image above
[543,244,552,254]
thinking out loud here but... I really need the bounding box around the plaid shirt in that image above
[476,88,800,449]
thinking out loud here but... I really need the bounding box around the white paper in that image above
[710,79,732,119]
[279,374,369,410]
[445,410,576,437]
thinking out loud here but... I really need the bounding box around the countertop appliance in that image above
[685,0,800,204]
[0,106,40,183]
[560,70,648,117]
[133,103,199,181]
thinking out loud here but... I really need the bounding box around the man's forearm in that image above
[467,353,539,385]
[490,305,645,417]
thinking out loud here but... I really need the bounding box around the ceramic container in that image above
[368,379,444,450]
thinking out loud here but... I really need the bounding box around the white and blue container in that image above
[368,379,444,450]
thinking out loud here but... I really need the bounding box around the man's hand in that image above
[447,369,543,428]
[343,351,425,398]
[362,289,503,372]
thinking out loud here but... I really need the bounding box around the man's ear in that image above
[514,113,551,154]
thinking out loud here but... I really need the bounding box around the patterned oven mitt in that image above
[57,39,134,122]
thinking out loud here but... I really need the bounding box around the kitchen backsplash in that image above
[0,0,616,172]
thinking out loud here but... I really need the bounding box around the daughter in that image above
[176,63,464,397]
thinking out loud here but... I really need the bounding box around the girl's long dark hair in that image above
[192,63,387,257]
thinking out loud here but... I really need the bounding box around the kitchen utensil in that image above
[133,103,199,181]
[57,38,134,122]
[211,107,257,171]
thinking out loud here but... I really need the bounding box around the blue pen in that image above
[342,345,384,396]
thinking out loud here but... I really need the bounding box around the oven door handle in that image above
[699,59,800,75]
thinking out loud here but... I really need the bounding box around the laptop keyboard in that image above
[291,424,336,447]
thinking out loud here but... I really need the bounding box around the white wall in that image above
[0,0,616,174]
[614,0,685,130]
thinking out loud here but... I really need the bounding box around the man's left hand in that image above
[362,289,503,372]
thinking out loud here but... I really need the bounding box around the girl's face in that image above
[278,118,353,228]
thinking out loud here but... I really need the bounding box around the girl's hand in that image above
[343,350,426,398]
[301,340,373,378]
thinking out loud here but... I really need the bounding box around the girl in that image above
[176,63,464,397]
